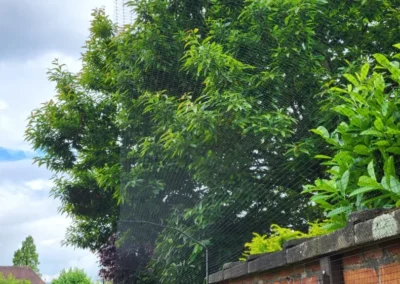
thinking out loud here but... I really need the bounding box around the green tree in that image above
[12,236,40,276]
[0,273,30,284]
[52,268,92,284]
[25,0,400,282]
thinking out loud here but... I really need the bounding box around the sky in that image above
[0,0,117,282]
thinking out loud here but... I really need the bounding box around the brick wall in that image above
[341,241,400,284]
[215,242,400,284]
[209,209,400,284]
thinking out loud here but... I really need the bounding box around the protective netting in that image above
[114,0,134,29]
[108,1,400,283]
[26,0,400,283]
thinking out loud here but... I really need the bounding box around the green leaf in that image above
[361,128,383,137]
[382,101,389,116]
[333,105,355,117]
[358,176,381,188]
[363,194,393,205]
[360,63,370,81]
[386,147,400,155]
[373,53,391,68]
[349,186,380,197]
[374,118,385,131]
[374,140,390,147]
[384,156,396,177]
[315,155,332,159]
[368,161,376,181]
[343,74,359,86]
[354,145,370,155]
[315,200,334,209]
[393,44,400,50]
[310,194,332,202]
[389,176,400,194]
[349,92,366,104]
[327,206,352,218]
[311,126,330,139]
[340,170,350,192]
[382,176,390,191]
[386,128,400,135]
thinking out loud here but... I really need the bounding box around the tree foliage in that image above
[52,268,92,284]
[12,236,40,276]
[304,47,400,230]
[25,0,400,282]
[98,233,152,283]
[0,274,30,284]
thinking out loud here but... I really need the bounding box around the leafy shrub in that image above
[0,273,30,284]
[304,44,400,230]
[52,268,92,284]
[240,223,328,260]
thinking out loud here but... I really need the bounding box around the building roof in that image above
[0,266,45,284]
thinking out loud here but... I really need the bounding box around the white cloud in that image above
[0,52,82,150]
[0,0,114,151]
[25,179,54,191]
[0,160,101,280]
[42,273,59,283]
[0,100,8,111]
[0,0,117,281]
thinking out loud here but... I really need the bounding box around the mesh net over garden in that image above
[109,1,400,283]
[26,0,400,283]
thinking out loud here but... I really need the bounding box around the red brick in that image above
[290,266,305,275]
[302,276,318,284]
[305,261,320,272]
[387,244,400,257]
[380,263,400,283]
[343,268,379,284]
[364,248,383,260]
[343,254,364,266]
[275,268,295,278]
[260,272,274,281]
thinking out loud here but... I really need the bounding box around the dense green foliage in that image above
[26,0,400,282]
[12,236,40,276]
[304,47,400,230]
[52,268,93,284]
[0,274,30,284]
[240,223,327,260]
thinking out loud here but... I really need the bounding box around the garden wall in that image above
[210,209,400,284]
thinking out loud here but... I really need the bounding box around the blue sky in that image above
[0,148,28,161]
[0,0,115,282]
[0,147,35,161]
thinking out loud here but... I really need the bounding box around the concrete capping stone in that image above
[286,236,320,264]
[247,251,273,261]
[248,251,286,274]
[223,262,247,280]
[349,208,389,224]
[318,225,355,254]
[229,262,248,279]
[209,271,223,283]
[222,261,241,270]
[283,237,313,250]
[355,210,400,245]
[287,225,354,264]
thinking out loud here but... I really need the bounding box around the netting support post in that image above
[319,256,343,284]
[205,247,209,284]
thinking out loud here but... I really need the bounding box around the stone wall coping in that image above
[209,208,400,283]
